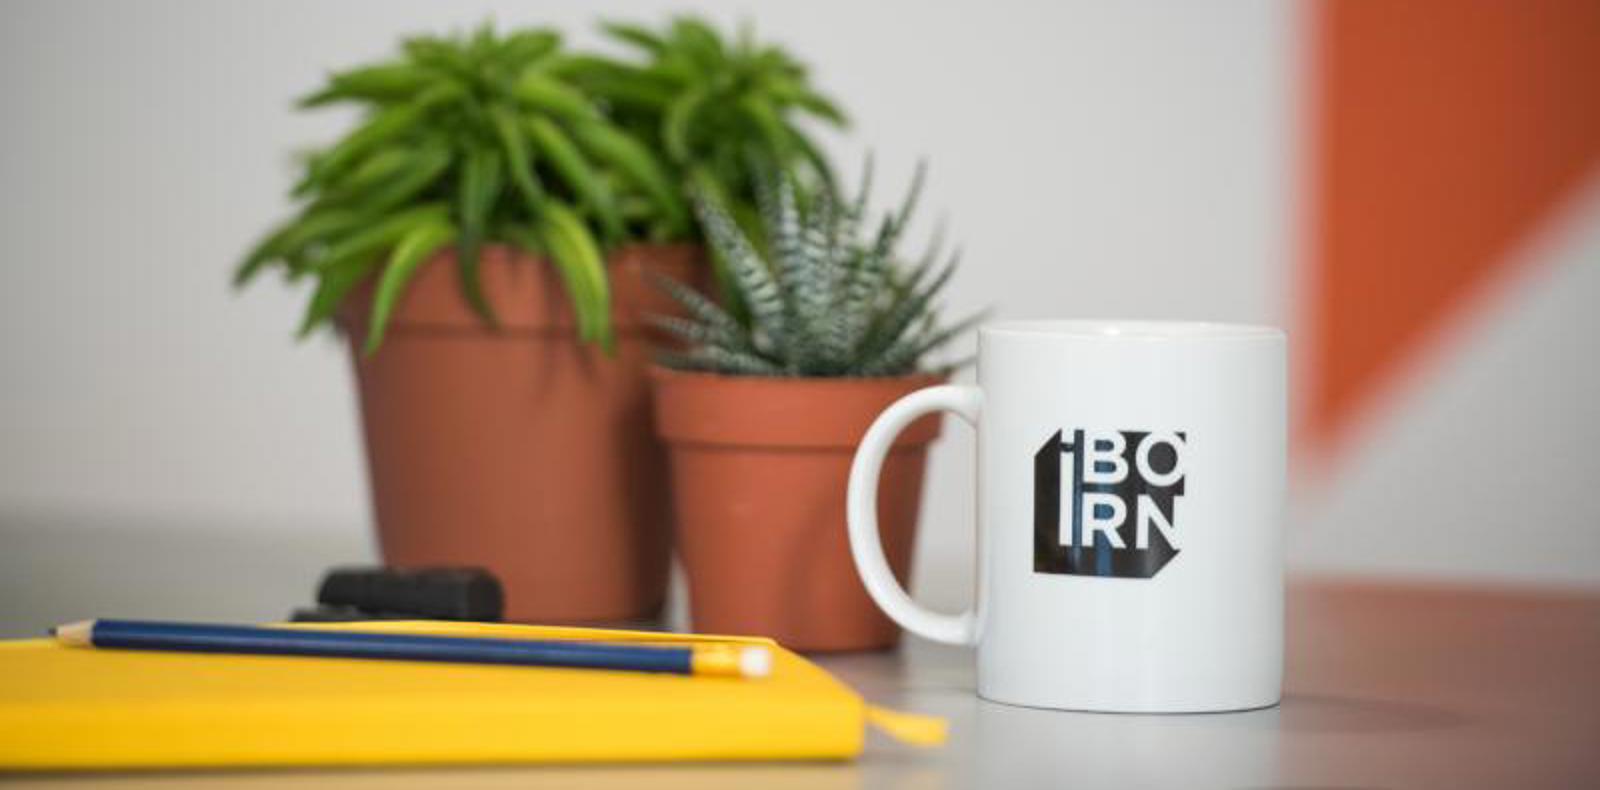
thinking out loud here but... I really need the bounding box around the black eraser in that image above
[288,605,399,622]
[316,567,504,622]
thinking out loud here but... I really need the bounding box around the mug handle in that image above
[847,385,982,646]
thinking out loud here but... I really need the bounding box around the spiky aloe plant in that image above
[652,162,979,377]
[235,24,687,352]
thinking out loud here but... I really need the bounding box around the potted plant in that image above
[650,163,979,651]
[234,21,843,623]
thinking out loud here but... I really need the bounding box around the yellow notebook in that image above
[0,621,943,770]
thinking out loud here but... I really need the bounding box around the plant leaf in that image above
[364,218,457,354]
[513,71,599,121]
[568,119,688,234]
[663,84,710,165]
[692,186,787,353]
[780,83,848,126]
[358,142,452,215]
[235,208,363,286]
[490,103,545,210]
[862,308,990,376]
[644,270,743,339]
[455,143,503,327]
[547,54,678,109]
[737,96,794,164]
[783,121,837,192]
[538,200,613,349]
[313,203,450,272]
[297,252,381,337]
[299,62,438,107]
[526,116,623,240]
[599,20,667,56]
[296,83,457,195]
[658,346,783,376]
[669,17,727,69]
[313,146,412,204]
[496,29,562,66]
[855,247,959,364]
[791,191,843,352]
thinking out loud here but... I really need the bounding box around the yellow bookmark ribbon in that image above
[864,705,948,747]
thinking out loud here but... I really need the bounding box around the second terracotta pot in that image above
[651,368,945,652]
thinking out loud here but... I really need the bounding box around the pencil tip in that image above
[53,620,94,647]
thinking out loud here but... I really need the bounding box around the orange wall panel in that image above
[1310,0,1600,447]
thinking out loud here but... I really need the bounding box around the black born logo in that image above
[1033,429,1186,579]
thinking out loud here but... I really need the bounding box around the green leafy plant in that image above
[561,16,846,237]
[652,162,981,377]
[235,24,689,352]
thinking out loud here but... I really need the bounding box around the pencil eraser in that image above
[740,647,774,679]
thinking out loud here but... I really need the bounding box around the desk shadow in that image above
[1276,693,1469,735]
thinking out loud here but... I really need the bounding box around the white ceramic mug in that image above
[847,320,1286,713]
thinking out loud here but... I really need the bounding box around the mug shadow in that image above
[1274,692,1469,735]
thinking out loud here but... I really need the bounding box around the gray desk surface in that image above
[2,519,1597,789]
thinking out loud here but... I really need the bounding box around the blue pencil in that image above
[52,619,772,679]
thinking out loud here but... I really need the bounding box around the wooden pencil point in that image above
[52,621,94,648]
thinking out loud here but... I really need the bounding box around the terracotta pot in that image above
[340,244,702,623]
[651,368,945,651]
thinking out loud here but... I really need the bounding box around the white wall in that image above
[0,0,1592,600]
